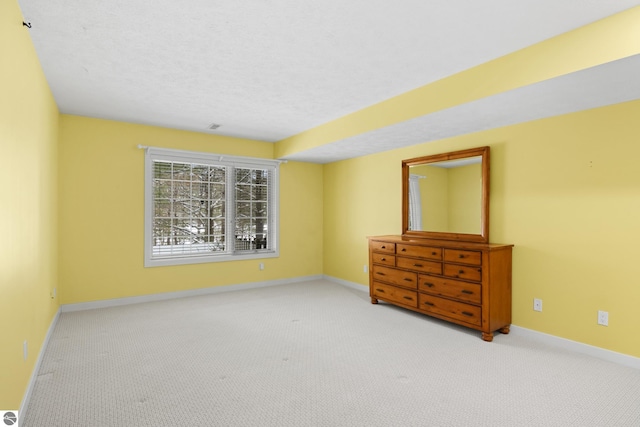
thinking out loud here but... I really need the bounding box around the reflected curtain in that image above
[409,175,422,230]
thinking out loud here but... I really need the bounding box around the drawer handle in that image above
[423,301,434,306]
[403,278,413,282]
[376,288,385,293]
[381,245,386,249]
[414,263,423,267]
[432,252,437,256]
[380,257,386,261]
[458,254,465,259]
[403,296,414,301]
[459,270,465,274]
[376,272,385,276]
[423,282,434,288]
[401,248,406,252]
[461,311,474,317]
[461,290,473,295]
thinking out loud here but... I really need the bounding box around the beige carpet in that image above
[22,280,640,426]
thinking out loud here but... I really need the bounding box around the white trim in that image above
[145,250,280,268]
[325,276,640,370]
[142,145,285,167]
[20,307,61,417]
[324,275,369,293]
[510,325,640,370]
[61,275,324,312]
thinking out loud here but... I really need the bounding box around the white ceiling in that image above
[18,0,640,163]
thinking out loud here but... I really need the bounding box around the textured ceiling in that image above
[17,0,640,163]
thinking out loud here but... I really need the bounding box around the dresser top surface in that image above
[368,235,513,250]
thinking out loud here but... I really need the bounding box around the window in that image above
[144,147,280,267]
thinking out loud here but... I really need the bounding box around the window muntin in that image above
[144,147,279,267]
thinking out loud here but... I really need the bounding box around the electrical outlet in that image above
[363,265,368,273]
[533,298,543,312]
[23,340,28,361]
[259,263,264,271]
[598,310,609,326]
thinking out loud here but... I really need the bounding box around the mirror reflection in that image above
[407,156,482,234]
[402,146,489,243]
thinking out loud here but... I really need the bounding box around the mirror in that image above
[402,146,489,243]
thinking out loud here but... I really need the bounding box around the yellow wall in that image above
[322,99,640,358]
[448,163,482,233]
[419,165,449,231]
[58,116,323,304]
[0,0,60,409]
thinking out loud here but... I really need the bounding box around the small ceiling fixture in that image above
[208,123,221,130]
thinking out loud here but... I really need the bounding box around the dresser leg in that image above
[371,297,378,304]
[481,332,494,342]
[498,325,511,335]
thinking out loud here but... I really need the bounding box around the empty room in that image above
[2,1,640,426]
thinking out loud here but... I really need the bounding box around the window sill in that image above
[144,250,279,268]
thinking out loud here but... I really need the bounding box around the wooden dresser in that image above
[368,235,513,341]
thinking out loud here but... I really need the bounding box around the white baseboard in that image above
[323,275,368,292]
[20,307,61,416]
[61,275,324,312]
[325,275,639,370]
[510,325,640,369]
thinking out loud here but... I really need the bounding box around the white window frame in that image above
[144,146,281,267]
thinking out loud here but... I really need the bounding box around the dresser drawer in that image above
[372,282,418,308]
[396,257,442,275]
[419,294,481,326]
[444,263,482,282]
[372,265,417,289]
[444,249,482,266]
[370,241,395,254]
[397,244,442,260]
[418,275,481,305]
[372,253,395,266]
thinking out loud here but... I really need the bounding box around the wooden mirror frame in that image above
[402,146,490,243]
